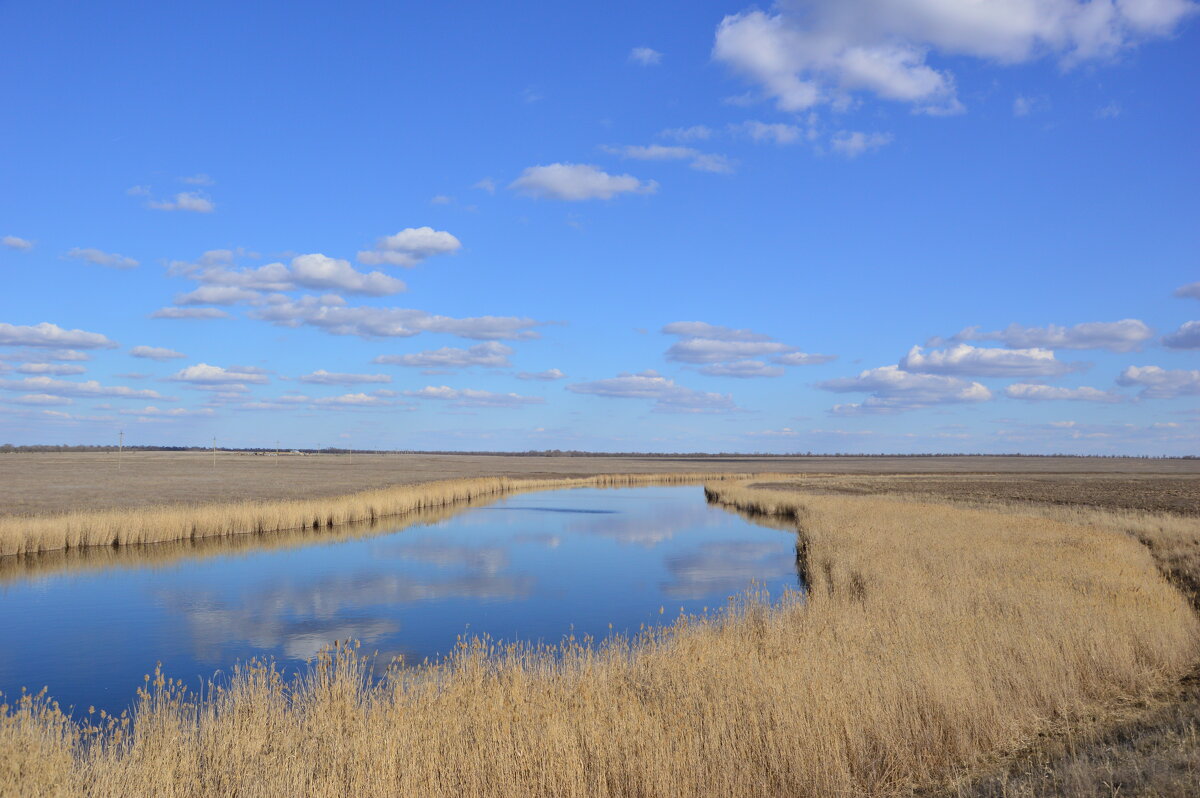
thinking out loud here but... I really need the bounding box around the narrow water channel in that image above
[0,486,802,713]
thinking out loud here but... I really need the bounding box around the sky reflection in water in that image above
[0,486,801,713]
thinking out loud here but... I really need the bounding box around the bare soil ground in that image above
[1,452,1196,516]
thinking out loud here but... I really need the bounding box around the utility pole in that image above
[212,436,217,471]
[276,439,280,463]
[118,430,123,471]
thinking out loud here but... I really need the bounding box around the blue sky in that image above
[1,0,1197,454]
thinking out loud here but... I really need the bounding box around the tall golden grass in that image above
[0,472,764,558]
[2,481,1195,797]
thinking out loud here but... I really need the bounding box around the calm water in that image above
[0,486,801,713]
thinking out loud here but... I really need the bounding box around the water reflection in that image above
[0,486,802,714]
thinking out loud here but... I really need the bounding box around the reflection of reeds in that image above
[0,473,765,559]
[3,482,1196,796]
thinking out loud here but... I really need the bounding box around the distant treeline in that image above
[0,444,1194,459]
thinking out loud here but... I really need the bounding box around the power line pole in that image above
[212,436,217,471]
[118,430,123,471]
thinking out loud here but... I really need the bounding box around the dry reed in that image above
[0,472,764,558]
[2,481,1196,797]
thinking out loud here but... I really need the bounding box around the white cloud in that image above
[173,252,406,297]
[1096,101,1123,118]
[516,368,567,381]
[699,360,786,378]
[948,319,1153,352]
[125,185,151,196]
[180,174,215,185]
[0,322,117,349]
[357,227,462,268]
[374,342,514,369]
[170,363,270,386]
[660,125,714,141]
[567,370,738,413]
[311,393,395,407]
[661,321,772,341]
[0,377,169,400]
[473,178,497,194]
[1013,95,1033,116]
[130,345,186,361]
[713,2,1195,114]
[629,46,663,65]
[774,351,837,366]
[830,130,893,157]
[66,247,139,269]
[509,164,658,201]
[404,386,545,408]
[1117,365,1200,398]
[150,307,231,320]
[175,285,264,306]
[0,348,90,363]
[819,365,992,413]
[2,236,33,251]
[148,192,215,212]
[900,344,1081,377]
[15,363,86,376]
[601,144,734,174]
[733,120,803,144]
[430,194,453,205]
[668,338,795,363]
[1174,281,1200,300]
[251,295,544,341]
[1005,383,1122,402]
[13,393,73,406]
[1163,321,1200,349]
[119,406,215,418]
[297,370,392,386]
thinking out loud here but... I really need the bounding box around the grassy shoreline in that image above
[3,480,1195,796]
[0,472,767,558]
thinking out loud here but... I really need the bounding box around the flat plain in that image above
[1,451,1197,516]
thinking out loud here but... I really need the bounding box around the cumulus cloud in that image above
[150,307,231,320]
[15,363,86,376]
[1174,281,1200,300]
[66,247,138,269]
[629,46,663,65]
[567,370,739,413]
[130,345,186,361]
[818,365,991,413]
[662,320,834,376]
[2,236,33,251]
[374,342,514,369]
[601,144,735,174]
[297,370,392,386]
[1117,365,1200,398]
[356,227,462,268]
[1163,321,1200,349]
[0,322,117,349]
[900,344,1082,377]
[12,393,73,406]
[171,252,406,297]
[250,294,544,341]
[698,360,785,378]
[509,163,658,201]
[660,125,714,141]
[311,393,396,407]
[732,120,804,144]
[947,319,1153,352]
[713,1,1196,114]
[148,192,215,212]
[404,386,545,408]
[830,130,893,157]
[119,406,215,418]
[0,377,169,400]
[170,363,270,386]
[516,368,567,381]
[1005,383,1123,402]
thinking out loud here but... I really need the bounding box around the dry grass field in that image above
[0,451,1194,516]
[2,473,1198,797]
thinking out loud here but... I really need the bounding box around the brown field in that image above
[1,451,1196,516]
[1,458,1199,796]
